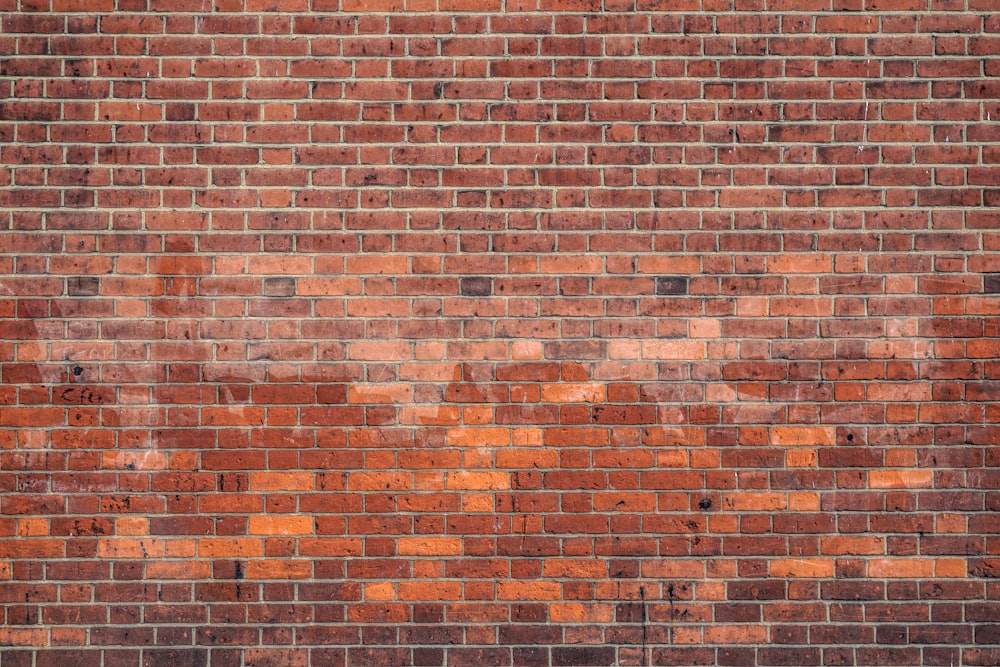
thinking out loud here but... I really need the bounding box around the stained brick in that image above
[460,276,492,297]
[655,275,689,295]
[66,276,100,297]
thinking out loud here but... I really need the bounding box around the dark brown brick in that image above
[460,276,492,296]
[142,651,208,667]
[655,276,689,295]
[67,276,100,296]
[263,276,296,297]
[552,647,615,666]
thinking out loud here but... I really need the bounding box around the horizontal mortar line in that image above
[1,82,966,88]
[22,205,996,211]
[4,63,991,66]
[16,9,999,12]
[7,28,996,33]
[18,26,1000,33]
[9,134,994,138]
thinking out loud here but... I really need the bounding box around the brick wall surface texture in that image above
[0,0,998,665]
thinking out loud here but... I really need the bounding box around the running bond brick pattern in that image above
[0,0,999,665]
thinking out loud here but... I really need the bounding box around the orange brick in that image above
[164,539,196,558]
[868,340,933,360]
[298,538,364,557]
[788,492,821,511]
[249,472,314,491]
[936,514,966,533]
[246,559,312,579]
[642,340,705,360]
[539,255,603,274]
[348,383,412,404]
[399,406,462,425]
[540,383,606,403]
[885,448,916,467]
[446,471,510,490]
[199,538,263,558]
[116,517,148,536]
[548,603,614,623]
[542,559,608,578]
[868,558,933,578]
[608,340,640,359]
[97,538,164,559]
[770,426,836,447]
[103,450,167,470]
[243,649,306,667]
[695,581,726,601]
[785,449,818,467]
[50,627,87,646]
[869,469,934,489]
[349,472,411,491]
[495,448,559,469]
[0,628,47,646]
[867,381,932,402]
[399,581,462,600]
[641,560,706,579]
[365,581,396,601]
[413,472,446,491]
[248,515,313,535]
[768,254,832,274]
[497,581,561,601]
[722,492,786,511]
[446,427,510,447]
[297,277,362,296]
[511,341,543,359]
[202,407,265,426]
[398,537,462,556]
[935,558,967,578]
[462,493,494,512]
[683,318,717,340]
[348,341,411,360]
[17,519,48,537]
[821,536,885,556]
[672,627,704,644]
[463,405,492,424]
[147,561,211,580]
[770,558,834,578]
[511,428,543,447]
[704,625,768,644]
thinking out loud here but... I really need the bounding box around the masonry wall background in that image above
[1,1,999,665]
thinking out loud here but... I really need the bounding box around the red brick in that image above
[0,4,994,663]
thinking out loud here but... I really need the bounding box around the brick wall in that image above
[1,1,999,665]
